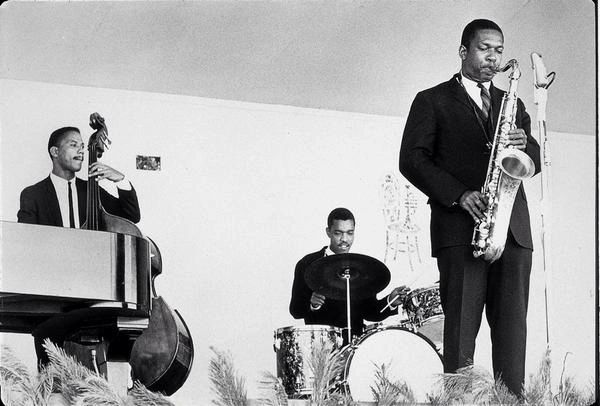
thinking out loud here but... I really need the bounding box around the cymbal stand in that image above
[343,268,352,343]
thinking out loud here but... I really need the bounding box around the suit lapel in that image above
[43,176,63,226]
[448,74,474,110]
[450,74,493,143]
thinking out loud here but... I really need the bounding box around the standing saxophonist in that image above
[399,19,540,397]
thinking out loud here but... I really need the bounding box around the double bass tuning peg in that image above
[99,135,111,151]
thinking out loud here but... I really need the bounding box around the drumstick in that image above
[380,294,400,313]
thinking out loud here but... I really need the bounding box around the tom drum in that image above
[273,325,342,398]
[403,284,444,349]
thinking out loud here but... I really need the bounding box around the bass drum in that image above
[342,326,442,403]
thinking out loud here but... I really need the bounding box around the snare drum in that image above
[341,326,442,403]
[273,325,342,398]
[404,284,444,348]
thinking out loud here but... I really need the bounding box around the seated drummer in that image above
[289,207,410,340]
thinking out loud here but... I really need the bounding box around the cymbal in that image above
[305,253,391,301]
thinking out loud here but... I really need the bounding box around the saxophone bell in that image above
[498,148,535,180]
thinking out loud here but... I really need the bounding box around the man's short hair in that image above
[461,19,503,48]
[327,207,355,228]
[48,126,80,158]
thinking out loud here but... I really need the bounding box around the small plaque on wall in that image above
[136,155,161,171]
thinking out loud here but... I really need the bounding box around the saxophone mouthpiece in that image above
[496,59,518,73]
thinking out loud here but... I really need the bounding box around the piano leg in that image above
[106,361,132,397]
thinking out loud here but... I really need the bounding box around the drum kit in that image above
[273,253,445,402]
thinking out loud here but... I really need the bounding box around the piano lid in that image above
[0,221,151,333]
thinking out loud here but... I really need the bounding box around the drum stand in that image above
[343,268,352,343]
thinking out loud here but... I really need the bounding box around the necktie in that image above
[68,181,75,228]
[478,83,491,122]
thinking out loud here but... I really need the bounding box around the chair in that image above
[380,174,421,270]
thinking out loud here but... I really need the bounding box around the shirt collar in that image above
[50,172,76,186]
[460,71,491,91]
[325,246,336,256]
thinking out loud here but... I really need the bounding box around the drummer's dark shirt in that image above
[289,247,397,339]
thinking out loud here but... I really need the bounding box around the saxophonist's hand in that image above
[507,128,527,150]
[459,190,488,223]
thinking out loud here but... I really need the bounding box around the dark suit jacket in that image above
[289,247,396,336]
[17,176,141,226]
[399,73,540,256]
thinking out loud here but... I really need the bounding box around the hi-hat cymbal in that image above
[305,253,391,301]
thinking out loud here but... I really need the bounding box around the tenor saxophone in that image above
[472,59,535,262]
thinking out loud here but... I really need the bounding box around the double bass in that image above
[85,113,194,395]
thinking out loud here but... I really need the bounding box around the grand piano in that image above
[0,220,152,381]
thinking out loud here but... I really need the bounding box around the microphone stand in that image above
[531,53,556,347]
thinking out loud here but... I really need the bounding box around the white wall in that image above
[0,0,595,135]
[0,79,595,404]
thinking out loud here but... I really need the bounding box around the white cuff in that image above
[310,303,322,311]
[115,178,132,191]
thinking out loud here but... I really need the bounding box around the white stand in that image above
[344,268,352,343]
[531,52,556,346]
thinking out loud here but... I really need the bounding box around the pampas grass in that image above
[425,350,595,406]
[548,352,595,406]
[1,339,174,406]
[0,346,53,406]
[256,339,355,406]
[211,344,595,406]
[307,338,344,405]
[256,372,288,406]
[428,364,518,405]
[43,339,120,405]
[522,348,595,406]
[524,347,552,405]
[306,337,354,406]
[127,382,175,406]
[369,363,415,405]
[209,346,248,406]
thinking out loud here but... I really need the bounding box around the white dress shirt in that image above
[49,173,132,227]
[49,173,80,228]
[460,71,491,111]
[325,246,337,256]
